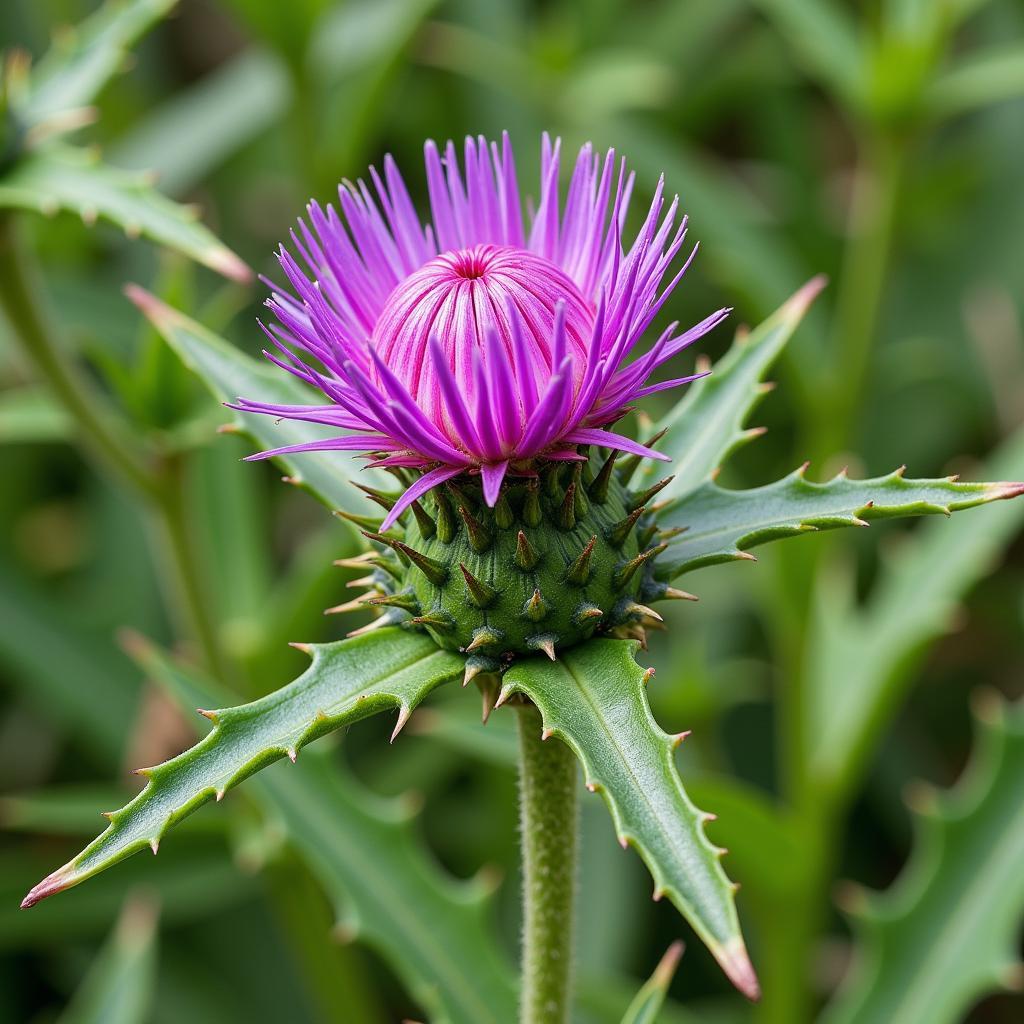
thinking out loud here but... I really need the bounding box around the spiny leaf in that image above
[21,0,177,127]
[21,629,462,908]
[653,277,825,506]
[620,941,685,1024]
[501,640,759,1001]
[804,426,1024,796]
[125,287,389,514]
[141,645,517,1024]
[820,696,1024,1024]
[57,893,159,1024]
[0,145,248,280]
[654,465,1024,579]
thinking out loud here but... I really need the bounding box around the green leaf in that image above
[109,48,291,195]
[21,629,463,908]
[0,145,249,281]
[803,427,1024,796]
[501,640,759,1000]
[0,384,71,442]
[57,893,159,1024]
[654,465,1024,579]
[654,277,825,505]
[926,43,1024,119]
[620,942,685,1024]
[0,556,141,765]
[126,287,388,514]
[748,0,865,107]
[21,0,177,126]
[820,696,1024,1024]
[135,638,518,1024]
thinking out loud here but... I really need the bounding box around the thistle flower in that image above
[235,133,727,528]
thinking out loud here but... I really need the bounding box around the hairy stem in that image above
[516,700,579,1024]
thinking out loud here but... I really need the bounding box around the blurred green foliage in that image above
[1,1,1022,1022]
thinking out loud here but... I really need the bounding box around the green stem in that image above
[0,215,157,497]
[149,457,231,682]
[814,131,907,459]
[516,700,579,1024]
[0,213,228,679]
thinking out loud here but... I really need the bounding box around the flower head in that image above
[235,134,728,527]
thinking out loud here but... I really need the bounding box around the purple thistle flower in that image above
[234,133,728,528]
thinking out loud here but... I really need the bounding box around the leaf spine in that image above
[566,535,597,586]
[459,563,498,608]
[458,505,493,553]
[514,530,540,570]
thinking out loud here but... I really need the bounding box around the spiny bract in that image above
[338,450,689,665]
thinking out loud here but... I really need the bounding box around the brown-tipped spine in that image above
[410,611,454,632]
[618,429,667,486]
[566,535,597,585]
[460,563,498,608]
[589,450,618,503]
[334,508,384,532]
[458,505,492,553]
[628,475,674,512]
[526,633,557,660]
[354,482,400,511]
[613,544,666,589]
[365,592,421,613]
[523,588,549,622]
[465,625,505,653]
[514,530,540,571]
[410,500,436,541]
[362,531,448,586]
[606,505,645,548]
[557,482,577,531]
[572,602,603,627]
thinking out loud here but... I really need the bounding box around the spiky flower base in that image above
[338,450,688,666]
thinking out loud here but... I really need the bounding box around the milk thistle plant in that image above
[19,132,1024,1024]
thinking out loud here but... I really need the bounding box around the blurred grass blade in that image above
[926,43,1024,119]
[654,466,1024,579]
[804,427,1024,795]
[137,638,518,1024]
[502,640,759,1001]
[21,0,177,126]
[748,0,864,107]
[655,277,825,505]
[0,384,71,442]
[0,145,249,281]
[21,629,463,908]
[0,557,140,765]
[57,893,160,1024]
[126,286,388,513]
[109,49,291,195]
[620,942,685,1024]
[820,695,1024,1024]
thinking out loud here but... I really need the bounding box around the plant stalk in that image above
[0,214,157,497]
[0,213,227,679]
[516,700,579,1024]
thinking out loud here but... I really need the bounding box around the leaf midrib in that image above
[882,794,1024,1024]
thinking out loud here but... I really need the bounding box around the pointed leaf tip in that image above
[21,862,75,909]
[717,938,760,1001]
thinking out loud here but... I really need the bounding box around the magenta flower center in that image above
[370,244,594,444]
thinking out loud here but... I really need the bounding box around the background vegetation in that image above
[1,1,1022,1021]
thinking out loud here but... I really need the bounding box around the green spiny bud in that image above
[357,454,665,660]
